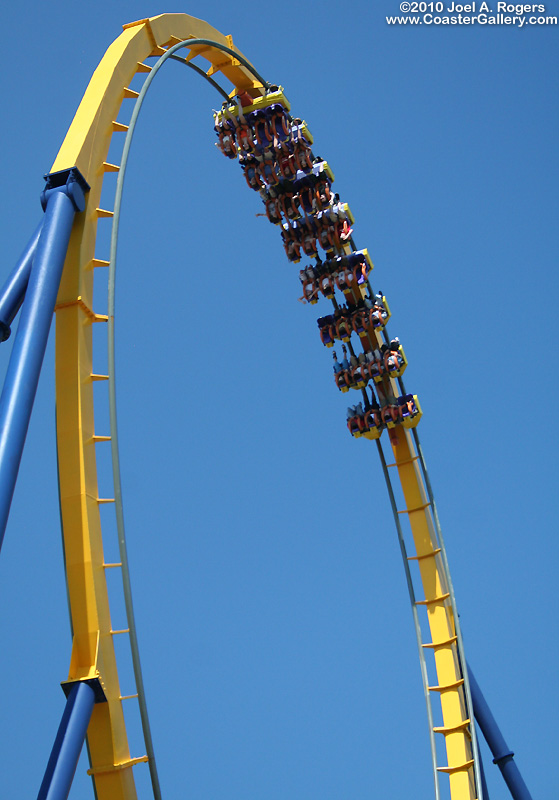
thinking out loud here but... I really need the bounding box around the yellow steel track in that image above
[389,425,477,799]
[53,13,478,799]
[54,15,265,800]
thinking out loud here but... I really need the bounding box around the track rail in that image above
[51,12,482,799]
[210,82,483,799]
[53,15,267,800]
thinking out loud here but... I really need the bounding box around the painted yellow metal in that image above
[402,395,422,428]
[362,426,382,441]
[56,302,137,800]
[242,87,290,111]
[51,14,265,182]
[54,14,268,800]
[389,426,477,799]
[360,248,373,271]
[53,13,474,800]
[300,124,314,145]
[215,86,291,124]
[87,754,149,777]
[342,203,355,224]
[315,161,334,182]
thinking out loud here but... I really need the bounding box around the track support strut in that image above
[0,167,89,554]
[469,667,533,800]
[37,681,96,800]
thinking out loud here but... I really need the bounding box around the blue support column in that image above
[468,666,533,800]
[37,682,96,800]
[0,168,89,555]
[0,220,44,342]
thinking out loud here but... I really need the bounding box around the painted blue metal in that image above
[0,221,43,342]
[0,169,88,555]
[468,667,533,800]
[37,681,95,800]
[40,168,89,214]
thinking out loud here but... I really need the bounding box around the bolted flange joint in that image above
[61,676,107,704]
[40,167,90,213]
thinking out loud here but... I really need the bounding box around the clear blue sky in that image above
[0,2,557,798]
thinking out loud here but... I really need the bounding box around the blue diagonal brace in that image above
[37,682,96,800]
[0,220,44,342]
[469,666,533,800]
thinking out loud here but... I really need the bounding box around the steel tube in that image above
[469,667,533,800]
[0,220,44,341]
[37,682,96,800]
[0,188,78,553]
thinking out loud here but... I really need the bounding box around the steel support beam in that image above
[37,682,96,800]
[0,168,88,554]
[469,666,533,800]
[0,220,44,342]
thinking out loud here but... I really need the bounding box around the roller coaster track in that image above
[2,12,523,800]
